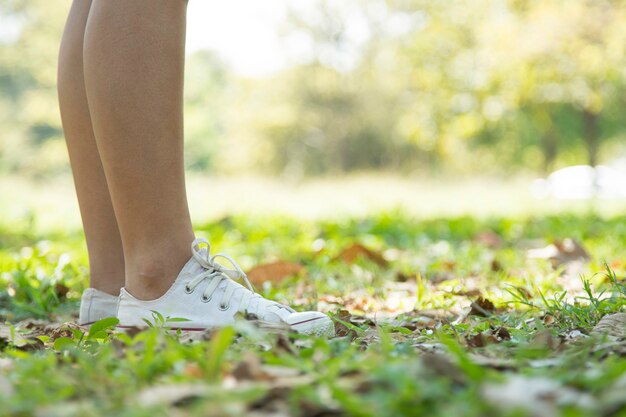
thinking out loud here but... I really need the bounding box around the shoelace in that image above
[184,238,293,315]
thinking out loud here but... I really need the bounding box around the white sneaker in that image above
[78,288,119,326]
[117,238,335,337]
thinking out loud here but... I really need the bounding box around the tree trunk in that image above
[583,109,600,167]
[541,129,558,174]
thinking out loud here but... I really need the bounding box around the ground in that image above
[2,193,626,416]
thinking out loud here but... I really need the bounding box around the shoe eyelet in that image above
[218,302,229,311]
[184,285,193,294]
[201,295,211,303]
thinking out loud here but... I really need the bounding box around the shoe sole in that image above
[117,316,335,338]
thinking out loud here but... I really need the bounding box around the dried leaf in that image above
[494,326,511,341]
[531,329,560,350]
[259,365,301,380]
[440,260,457,271]
[482,375,593,417]
[333,310,358,339]
[466,327,510,347]
[183,363,204,379]
[137,384,210,407]
[468,354,516,370]
[469,297,495,317]
[54,283,70,299]
[466,332,498,348]
[395,271,416,282]
[474,231,503,248]
[336,243,388,267]
[357,328,381,348]
[553,238,589,259]
[275,334,298,356]
[490,259,503,272]
[527,238,590,267]
[591,313,626,341]
[0,323,44,350]
[420,352,466,384]
[247,261,305,286]
[232,353,263,381]
[389,316,438,331]
[449,289,482,297]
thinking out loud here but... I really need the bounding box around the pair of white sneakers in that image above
[78,238,335,337]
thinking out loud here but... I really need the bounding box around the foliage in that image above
[2,0,626,178]
[2,213,626,415]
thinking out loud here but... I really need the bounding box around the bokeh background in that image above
[2,0,626,229]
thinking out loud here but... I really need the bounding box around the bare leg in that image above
[83,0,194,300]
[58,0,124,296]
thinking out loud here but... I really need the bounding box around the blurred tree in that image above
[257,0,626,175]
[183,50,229,172]
[1,0,625,179]
[475,0,626,170]
[0,0,69,178]
[251,0,422,176]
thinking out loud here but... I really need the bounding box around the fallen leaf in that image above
[440,260,457,271]
[466,332,498,348]
[259,365,302,380]
[448,289,482,297]
[395,271,416,282]
[275,334,298,355]
[48,322,84,342]
[481,375,594,417]
[466,326,510,348]
[54,283,70,299]
[494,326,511,341]
[232,353,263,381]
[553,238,589,259]
[358,328,381,348]
[387,316,438,331]
[0,323,44,350]
[183,363,204,379]
[247,261,305,286]
[527,238,590,267]
[591,313,626,341]
[468,354,516,370]
[420,352,466,384]
[333,310,358,339]
[490,259,503,272]
[531,329,560,350]
[136,384,210,407]
[469,297,495,317]
[336,243,388,267]
[474,231,503,248]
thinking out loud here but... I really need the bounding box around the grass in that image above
[1,211,626,416]
[7,173,626,231]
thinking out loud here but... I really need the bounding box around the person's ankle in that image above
[124,249,191,301]
[88,271,124,297]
